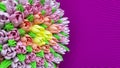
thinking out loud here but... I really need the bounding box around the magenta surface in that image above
[58,0,120,68]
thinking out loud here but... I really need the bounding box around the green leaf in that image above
[57,19,63,23]
[17,54,26,62]
[0,44,3,51]
[45,40,49,45]
[27,14,34,22]
[4,23,14,31]
[53,34,61,40]
[40,0,45,5]
[52,8,57,13]
[0,59,12,68]
[51,20,55,24]
[44,60,48,68]
[15,0,19,2]
[18,28,26,36]
[54,53,63,60]
[50,47,55,54]
[16,4,24,12]
[0,2,6,12]
[36,50,44,58]
[26,45,33,53]
[53,63,57,68]
[29,0,34,5]
[60,31,69,37]
[41,10,46,15]
[39,24,47,29]
[28,32,36,38]
[8,39,16,47]
[30,61,36,68]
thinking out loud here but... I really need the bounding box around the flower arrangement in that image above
[0,0,70,68]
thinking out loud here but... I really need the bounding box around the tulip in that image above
[15,41,26,54]
[48,24,62,33]
[21,34,33,46]
[11,57,26,68]
[33,37,46,46]
[0,30,8,44]
[1,44,16,59]
[52,44,66,54]
[45,53,54,62]
[60,37,70,45]
[49,37,58,46]
[35,57,44,66]
[9,11,24,27]
[43,16,52,26]
[31,25,45,33]
[5,0,17,14]
[7,28,20,41]
[34,14,44,25]
[42,45,50,53]
[43,5,52,15]
[0,11,9,29]
[20,20,32,32]
[32,44,41,53]
[25,53,36,64]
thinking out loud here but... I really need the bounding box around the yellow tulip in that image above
[30,25,53,46]
[34,37,46,46]
[31,25,45,33]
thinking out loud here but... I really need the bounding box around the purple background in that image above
[57,0,120,68]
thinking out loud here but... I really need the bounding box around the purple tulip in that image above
[32,1,42,14]
[37,62,56,68]
[42,5,52,15]
[35,57,44,66]
[25,53,36,64]
[60,37,69,45]
[62,26,70,35]
[17,0,28,5]
[9,11,24,27]
[5,0,17,15]
[11,57,26,68]
[45,53,54,62]
[0,11,10,29]
[1,44,16,59]
[24,4,33,17]
[24,2,42,17]
[59,17,70,25]
[47,62,56,68]
[52,44,66,54]
[15,41,26,54]
[0,30,8,44]
[7,28,20,41]
[53,56,63,64]
[50,9,64,21]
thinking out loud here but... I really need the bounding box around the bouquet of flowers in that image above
[0,0,70,68]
